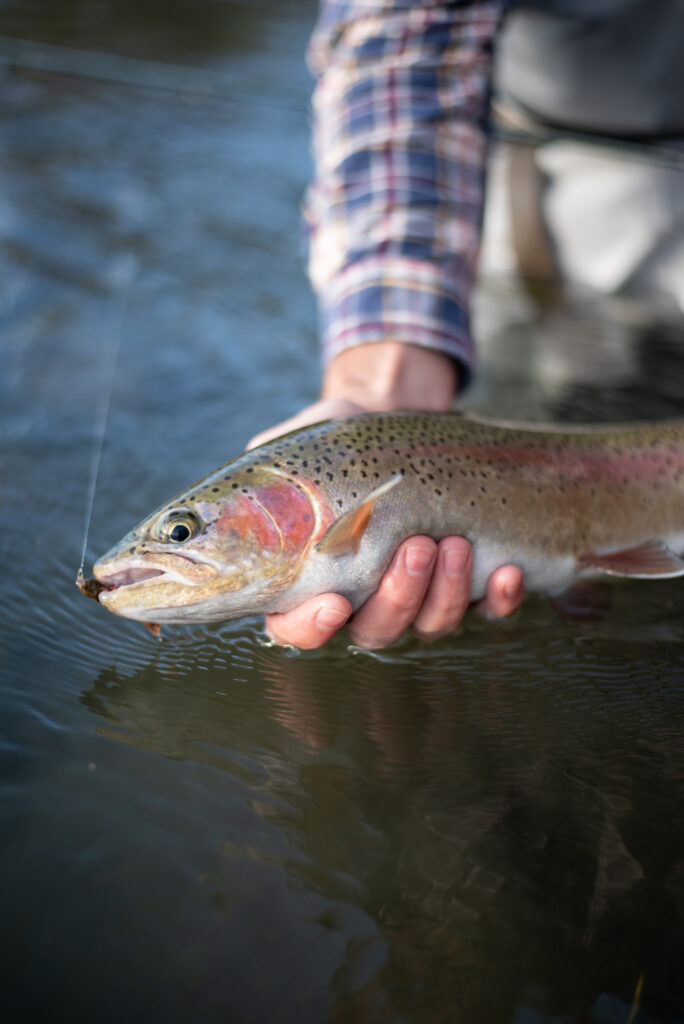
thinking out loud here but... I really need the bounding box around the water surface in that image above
[1,3,684,1021]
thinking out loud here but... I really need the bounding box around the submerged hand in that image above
[247,343,525,650]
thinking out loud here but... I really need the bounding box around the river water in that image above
[1,2,684,1022]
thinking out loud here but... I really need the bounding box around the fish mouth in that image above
[94,553,218,596]
[96,567,167,590]
[93,551,223,622]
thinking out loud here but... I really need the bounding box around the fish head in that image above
[93,463,333,624]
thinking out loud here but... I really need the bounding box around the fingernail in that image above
[443,545,470,577]
[405,545,435,576]
[315,605,349,630]
[504,577,522,600]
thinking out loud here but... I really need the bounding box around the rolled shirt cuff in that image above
[318,255,475,383]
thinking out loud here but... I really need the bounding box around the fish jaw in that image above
[94,550,222,622]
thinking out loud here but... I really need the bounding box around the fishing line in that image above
[78,256,137,576]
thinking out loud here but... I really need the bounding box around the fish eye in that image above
[156,510,201,543]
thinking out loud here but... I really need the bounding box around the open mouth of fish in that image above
[96,567,167,591]
[94,554,218,594]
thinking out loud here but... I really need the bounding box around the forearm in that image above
[321,340,458,411]
[306,0,506,381]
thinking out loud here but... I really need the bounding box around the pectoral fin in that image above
[578,540,684,578]
[316,475,403,557]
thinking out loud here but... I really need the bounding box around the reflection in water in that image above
[79,611,684,1022]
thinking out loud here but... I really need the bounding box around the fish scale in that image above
[86,411,684,630]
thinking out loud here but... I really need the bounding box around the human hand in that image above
[247,343,524,650]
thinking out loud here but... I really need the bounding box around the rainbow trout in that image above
[88,412,684,630]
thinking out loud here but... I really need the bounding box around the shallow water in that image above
[1,3,684,1022]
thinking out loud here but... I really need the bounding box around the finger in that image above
[265,593,352,651]
[247,399,363,450]
[475,564,524,620]
[348,537,437,649]
[412,537,473,640]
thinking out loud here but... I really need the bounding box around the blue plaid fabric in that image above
[305,1,506,378]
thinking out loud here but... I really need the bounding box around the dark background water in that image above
[1,2,684,1022]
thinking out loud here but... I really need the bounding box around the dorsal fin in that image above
[578,540,684,578]
[316,475,403,557]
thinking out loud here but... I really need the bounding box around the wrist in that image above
[321,341,459,412]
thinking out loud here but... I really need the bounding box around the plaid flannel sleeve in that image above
[305,0,506,380]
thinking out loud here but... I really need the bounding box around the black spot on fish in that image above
[212,487,219,493]
[232,483,239,489]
